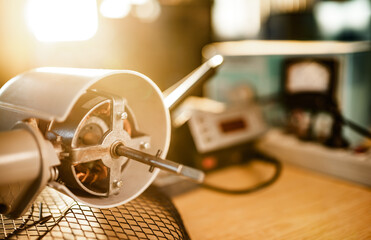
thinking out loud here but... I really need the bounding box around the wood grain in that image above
[172,162,371,239]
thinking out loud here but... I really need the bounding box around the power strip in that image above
[257,129,371,186]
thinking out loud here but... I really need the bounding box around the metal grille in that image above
[0,186,189,240]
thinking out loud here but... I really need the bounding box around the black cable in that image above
[37,204,75,240]
[201,151,282,195]
[342,117,371,140]
[4,205,35,239]
[4,202,75,240]
[4,204,53,240]
[327,102,371,140]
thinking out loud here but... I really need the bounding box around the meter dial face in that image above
[286,61,330,93]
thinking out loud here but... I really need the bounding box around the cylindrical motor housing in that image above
[0,68,171,208]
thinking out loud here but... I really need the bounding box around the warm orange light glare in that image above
[100,0,131,19]
[26,0,98,42]
[212,0,261,39]
[134,0,161,22]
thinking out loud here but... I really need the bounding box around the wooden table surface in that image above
[172,162,371,239]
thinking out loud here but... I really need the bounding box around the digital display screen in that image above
[220,118,247,133]
[286,61,330,93]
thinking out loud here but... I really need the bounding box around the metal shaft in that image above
[115,144,204,183]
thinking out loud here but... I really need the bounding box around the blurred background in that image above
[0,0,370,90]
[0,0,370,147]
[0,1,370,237]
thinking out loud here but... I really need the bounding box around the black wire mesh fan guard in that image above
[0,186,190,240]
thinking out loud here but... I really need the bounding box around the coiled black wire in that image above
[201,150,282,195]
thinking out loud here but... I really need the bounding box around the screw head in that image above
[114,180,123,188]
[120,112,128,120]
[140,142,150,150]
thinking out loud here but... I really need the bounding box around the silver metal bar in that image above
[163,55,223,111]
[115,144,204,183]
